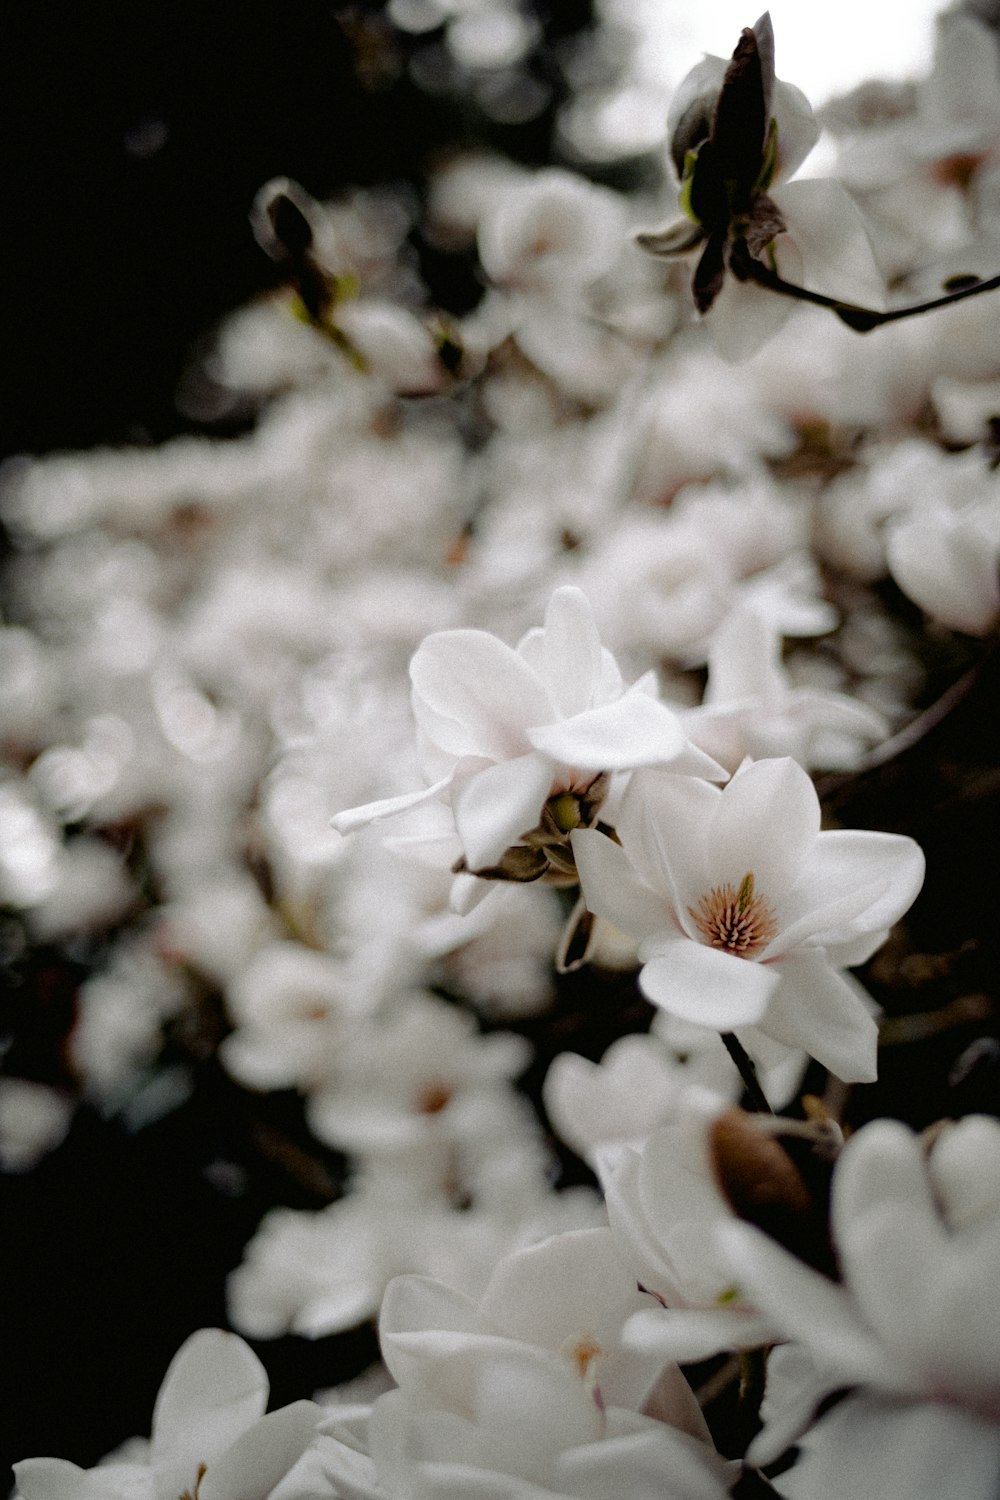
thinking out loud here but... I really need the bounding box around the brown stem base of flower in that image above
[721,1032,773,1114]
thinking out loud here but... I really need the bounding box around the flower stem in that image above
[729,238,1000,333]
[721,1032,774,1114]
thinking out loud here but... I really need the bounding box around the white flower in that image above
[886,490,1000,634]
[0,1078,71,1171]
[332,586,722,876]
[720,1116,1000,1498]
[14,1329,325,1500]
[598,1105,778,1364]
[477,170,626,296]
[773,1393,1000,1500]
[542,1032,737,1166]
[220,940,361,1092]
[365,1230,735,1499]
[681,606,887,773]
[572,757,924,1082]
[639,14,884,360]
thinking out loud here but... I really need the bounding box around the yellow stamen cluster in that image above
[688,871,778,959]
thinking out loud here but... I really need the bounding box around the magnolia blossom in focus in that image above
[572,757,924,1082]
[332,586,723,885]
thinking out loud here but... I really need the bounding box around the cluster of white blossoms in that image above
[6,4,1000,1498]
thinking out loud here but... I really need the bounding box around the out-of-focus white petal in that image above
[151,1330,268,1500]
[478,1227,643,1355]
[773,177,886,311]
[886,504,1000,635]
[929,1116,1000,1231]
[717,1222,891,1386]
[778,1395,1000,1500]
[199,1402,321,1500]
[623,1304,776,1363]
[555,1421,735,1500]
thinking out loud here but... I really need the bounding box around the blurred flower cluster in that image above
[5,4,1000,1498]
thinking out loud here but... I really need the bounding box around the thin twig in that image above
[730,240,1000,333]
[815,656,986,803]
[721,1032,774,1114]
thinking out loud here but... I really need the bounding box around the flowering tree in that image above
[4,5,1000,1499]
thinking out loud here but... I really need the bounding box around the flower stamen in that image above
[688,871,778,958]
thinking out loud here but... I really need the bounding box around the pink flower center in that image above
[688,871,778,958]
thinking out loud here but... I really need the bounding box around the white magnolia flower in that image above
[886,490,1000,635]
[572,757,924,1082]
[477,170,626,296]
[332,586,723,877]
[365,1230,735,1500]
[773,1393,1000,1500]
[681,606,887,773]
[542,1032,737,1166]
[599,1104,778,1364]
[14,1329,325,1500]
[721,1117,1000,1499]
[638,13,884,360]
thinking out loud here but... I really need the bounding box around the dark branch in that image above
[728,238,1000,333]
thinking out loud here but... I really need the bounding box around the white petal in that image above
[782,1395,1000,1500]
[571,828,671,946]
[381,1273,485,1344]
[479,1227,644,1353]
[452,752,554,869]
[707,757,820,901]
[151,1330,268,1500]
[13,1460,139,1500]
[537,586,603,717]
[758,951,879,1082]
[928,1115,1000,1232]
[771,78,819,181]
[639,940,779,1030]
[773,177,885,311]
[616,770,721,911]
[623,1304,777,1363]
[557,1422,735,1500]
[887,510,1000,635]
[199,1403,321,1500]
[704,606,784,706]
[410,630,550,761]
[716,1222,890,1385]
[528,693,693,772]
[330,777,452,836]
[833,1119,936,1236]
[705,270,795,363]
[766,829,924,958]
